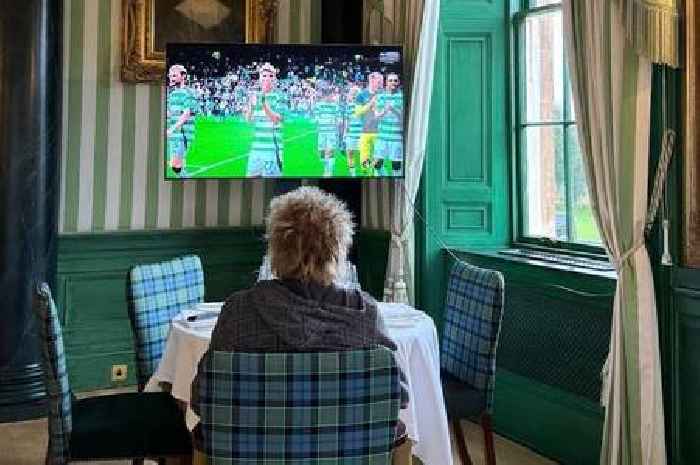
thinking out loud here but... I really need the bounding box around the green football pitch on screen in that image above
[165,115,392,179]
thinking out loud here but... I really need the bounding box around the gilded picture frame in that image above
[684,0,700,267]
[121,0,275,82]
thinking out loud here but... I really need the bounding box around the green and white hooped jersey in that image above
[234,87,248,106]
[251,91,284,155]
[167,87,197,140]
[377,91,404,143]
[345,102,363,139]
[314,100,340,136]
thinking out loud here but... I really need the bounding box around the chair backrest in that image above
[33,283,72,465]
[440,259,505,412]
[197,348,401,465]
[127,254,204,388]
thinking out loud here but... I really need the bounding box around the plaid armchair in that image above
[127,254,204,389]
[196,348,402,464]
[34,283,72,465]
[33,284,192,464]
[440,259,505,465]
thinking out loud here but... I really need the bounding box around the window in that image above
[515,1,601,248]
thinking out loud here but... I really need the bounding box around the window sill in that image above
[451,246,617,281]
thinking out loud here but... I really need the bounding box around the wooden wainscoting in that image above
[670,268,700,465]
[56,228,390,392]
[56,228,266,391]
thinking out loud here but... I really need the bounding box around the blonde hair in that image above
[259,62,277,75]
[266,186,354,286]
[169,64,187,76]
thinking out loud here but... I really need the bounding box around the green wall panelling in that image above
[646,67,675,465]
[494,370,603,465]
[57,228,391,392]
[420,0,510,320]
[645,65,700,465]
[452,250,614,465]
[441,0,506,19]
[56,228,266,391]
[670,267,700,465]
[646,65,699,465]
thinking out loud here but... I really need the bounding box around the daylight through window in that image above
[517,1,601,246]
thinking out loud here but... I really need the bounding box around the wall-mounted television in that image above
[165,43,404,179]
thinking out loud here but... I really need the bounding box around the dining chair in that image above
[440,259,505,465]
[33,283,193,465]
[127,254,205,390]
[194,347,402,465]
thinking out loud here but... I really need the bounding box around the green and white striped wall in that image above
[59,0,394,234]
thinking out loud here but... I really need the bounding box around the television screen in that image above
[165,43,404,179]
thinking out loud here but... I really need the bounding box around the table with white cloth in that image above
[146,301,453,465]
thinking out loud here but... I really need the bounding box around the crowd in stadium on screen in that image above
[179,60,401,119]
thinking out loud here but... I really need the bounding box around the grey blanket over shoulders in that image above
[190,279,409,414]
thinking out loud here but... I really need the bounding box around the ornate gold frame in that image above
[121,0,275,82]
[684,0,700,267]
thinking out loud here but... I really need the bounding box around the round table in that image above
[147,302,453,465]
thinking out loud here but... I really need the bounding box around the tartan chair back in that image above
[197,348,402,465]
[127,254,204,388]
[440,259,505,413]
[33,283,73,465]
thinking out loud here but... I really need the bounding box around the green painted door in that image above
[420,1,510,320]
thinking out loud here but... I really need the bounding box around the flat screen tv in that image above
[165,43,404,179]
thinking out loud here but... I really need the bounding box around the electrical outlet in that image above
[111,364,128,382]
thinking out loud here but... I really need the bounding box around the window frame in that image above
[511,1,605,255]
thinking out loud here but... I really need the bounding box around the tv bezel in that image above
[164,42,406,181]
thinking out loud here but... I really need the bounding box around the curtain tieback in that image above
[614,239,646,271]
[391,233,403,249]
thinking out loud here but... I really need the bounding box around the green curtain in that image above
[563,2,667,465]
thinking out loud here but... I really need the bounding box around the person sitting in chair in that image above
[190,186,408,440]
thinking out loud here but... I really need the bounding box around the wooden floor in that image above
[0,415,557,465]
[0,387,556,465]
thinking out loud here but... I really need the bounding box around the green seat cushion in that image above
[70,392,192,460]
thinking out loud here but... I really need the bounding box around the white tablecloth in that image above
[146,302,452,465]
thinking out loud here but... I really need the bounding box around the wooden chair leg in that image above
[391,438,413,465]
[159,454,193,465]
[452,418,473,465]
[481,413,496,465]
[193,449,207,465]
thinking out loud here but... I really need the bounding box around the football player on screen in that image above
[354,72,383,176]
[375,72,404,177]
[245,63,285,177]
[342,84,363,177]
[166,64,197,176]
[313,83,341,177]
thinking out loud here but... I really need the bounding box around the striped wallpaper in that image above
[59,0,393,234]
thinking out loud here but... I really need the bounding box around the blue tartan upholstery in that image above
[34,284,193,464]
[33,283,72,465]
[440,259,505,413]
[127,254,204,388]
[197,348,402,464]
